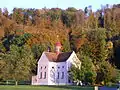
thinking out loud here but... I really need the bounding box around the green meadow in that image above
[0,85,94,90]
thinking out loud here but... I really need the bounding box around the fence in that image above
[0,80,31,85]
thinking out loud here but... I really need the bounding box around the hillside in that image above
[0,4,120,85]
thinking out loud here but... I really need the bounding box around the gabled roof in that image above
[44,52,72,62]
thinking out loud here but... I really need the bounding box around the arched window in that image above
[41,66,42,69]
[61,72,64,79]
[45,66,46,69]
[57,72,59,79]
[44,72,46,79]
[40,72,42,79]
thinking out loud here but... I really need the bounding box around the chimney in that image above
[47,46,51,52]
[55,42,62,55]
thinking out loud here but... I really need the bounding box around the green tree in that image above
[69,54,96,85]
[77,28,116,85]
[2,33,32,51]
[86,28,108,63]
[31,44,47,60]
[0,45,36,85]
[62,39,71,52]
[61,11,75,27]
[0,57,8,81]
[96,61,117,85]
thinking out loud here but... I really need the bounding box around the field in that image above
[0,85,94,90]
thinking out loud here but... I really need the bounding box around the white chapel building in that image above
[32,42,81,85]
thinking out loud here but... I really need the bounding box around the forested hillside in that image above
[0,4,120,85]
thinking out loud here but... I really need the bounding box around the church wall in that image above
[48,62,68,85]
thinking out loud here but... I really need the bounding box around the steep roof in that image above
[44,52,72,62]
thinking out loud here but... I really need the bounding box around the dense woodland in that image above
[0,4,120,85]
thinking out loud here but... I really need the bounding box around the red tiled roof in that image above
[45,52,72,62]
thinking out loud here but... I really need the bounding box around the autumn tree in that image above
[3,8,8,17]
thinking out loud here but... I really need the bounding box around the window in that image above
[58,66,60,69]
[52,67,54,69]
[57,72,59,79]
[45,66,46,69]
[62,66,64,68]
[41,66,42,69]
[44,72,46,79]
[68,76,71,83]
[61,72,64,79]
[68,79,71,83]
[40,72,42,79]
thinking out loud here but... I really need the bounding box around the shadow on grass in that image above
[38,85,94,90]
[99,86,117,90]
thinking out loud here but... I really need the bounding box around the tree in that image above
[69,54,96,85]
[3,8,8,17]
[0,45,36,84]
[2,33,32,51]
[31,44,47,60]
[86,28,108,63]
[66,7,77,12]
[62,39,71,52]
[0,56,8,81]
[77,28,116,85]
[61,11,75,27]
[0,42,6,52]
[12,8,24,24]
[96,61,117,85]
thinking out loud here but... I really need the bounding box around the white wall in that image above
[37,52,49,85]
[48,61,68,85]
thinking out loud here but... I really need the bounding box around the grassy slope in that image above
[0,85,94,90]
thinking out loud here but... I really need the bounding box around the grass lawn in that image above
[0,85,94,90]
